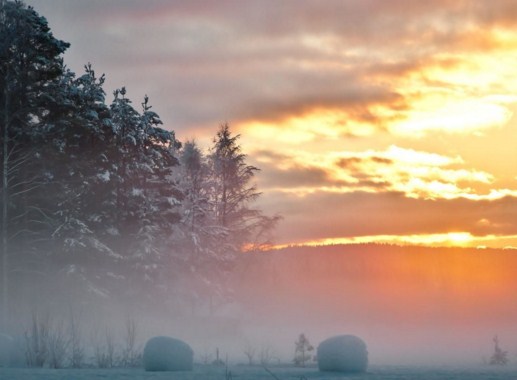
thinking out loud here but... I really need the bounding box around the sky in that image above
[25,0,517,249]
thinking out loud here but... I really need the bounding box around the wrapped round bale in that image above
[143,336,193,371]
[317,335,368,373]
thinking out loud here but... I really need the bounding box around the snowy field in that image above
[1,365,516,380]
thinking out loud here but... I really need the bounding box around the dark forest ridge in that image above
[264,242,516,255]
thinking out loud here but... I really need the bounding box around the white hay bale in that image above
[317,335,368,373]
[143,336,193,371]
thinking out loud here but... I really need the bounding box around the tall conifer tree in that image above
[0,0,69,329]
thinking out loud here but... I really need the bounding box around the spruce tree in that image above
[0,0,69,329]
[176,140,229,312]
[176,124,280,313]
[108,88,182,303]
[43,64,119,297]
[208,123,280,251]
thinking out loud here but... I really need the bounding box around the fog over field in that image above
[233,245,517,365]
[3,1,517,378]
[7,244,516,367]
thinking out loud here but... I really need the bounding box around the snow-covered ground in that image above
[1,365,516,380]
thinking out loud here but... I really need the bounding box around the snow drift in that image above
[143,336,193,371]
[317,335,368,373]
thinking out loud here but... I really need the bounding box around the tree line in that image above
[0,0,279,330]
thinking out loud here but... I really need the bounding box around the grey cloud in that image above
[336,156,393,169]
[258,165,339,189]
[250,150,391,190]
[29,0,514,137]
[252,149,291,162]
[335,157,363,169]
[250,151,341,188]
[370,157,393,165]
[26,0,467,133]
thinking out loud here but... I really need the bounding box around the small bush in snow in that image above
[24,314,51,367]
[143,336,193,371]
[119,318,142,367]
[294,333,314,367]
[489,335,508,366]
[92,328,116,368]
[0,334,13,367]
[317,335,368,373]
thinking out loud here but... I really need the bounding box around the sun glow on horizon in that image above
[271,232,517,251]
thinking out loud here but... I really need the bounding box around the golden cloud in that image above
[254,146,508,201]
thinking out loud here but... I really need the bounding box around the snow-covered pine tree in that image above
[108,88,182,303]
[174,124,280,314]
[129,94,182,301]
[207,124,280,252]
[0,0,69,330]
[42,64,120,299]
[175,140,231,313]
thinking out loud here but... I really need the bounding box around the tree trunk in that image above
[1,69,9,332]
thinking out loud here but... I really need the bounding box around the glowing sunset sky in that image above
[26,0,517,249]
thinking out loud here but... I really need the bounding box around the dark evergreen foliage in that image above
[208,124,281,252]
[0,0,277,326]
[1,0,70,329]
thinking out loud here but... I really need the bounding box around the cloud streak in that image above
[254,146,509,200]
